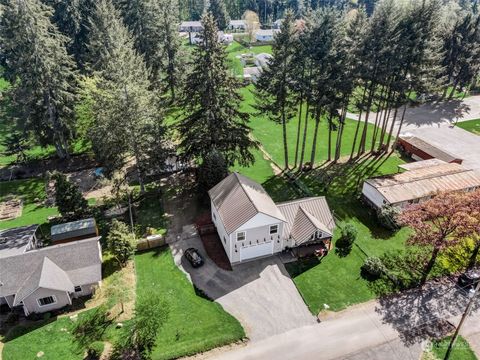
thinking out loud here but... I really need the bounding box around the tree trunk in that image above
[282,109,289,170]
[310,109,321,165]
[293,99,304,169]
[350,85,368,159]
[327,111,333,162]
[357,84,376,157]
[334,102,347,162]
[468,239,480,270]
[448,78,461,100]
[421,247,440,285]
[299,102,310,171]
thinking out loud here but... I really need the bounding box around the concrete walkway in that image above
[212,280,480,360]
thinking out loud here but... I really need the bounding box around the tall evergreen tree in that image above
[255,10,297,170]
[0,0,77,159]
[177,12,255,166]
[210,0,231,30]
[86,0,167,192]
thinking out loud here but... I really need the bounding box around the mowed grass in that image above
[240,85,384,168]
[0,178,58,230]
[1,308,120,360]
[457,119,480,135]
[135,249,244,360]
[430,336,477,360]
[226,41,272,76]
[284,154,412,313]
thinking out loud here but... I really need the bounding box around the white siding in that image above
[71,283,97,298]
[23,288,71,315]
[211,201,231,260]
[362,182,389,209]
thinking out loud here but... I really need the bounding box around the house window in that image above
[223,236,227,244]
[74,286,82,293]
[37,296,56,307]
[213,212,216,221]
[269,225,278,235]
[237,232,246,241]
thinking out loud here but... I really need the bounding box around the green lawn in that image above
[430,336,477,360]
[0,178,58,230]
[135,249,244,360]
[283,154,413,313]
[226,41,272,77]
[457,119,480,135]
[240,85,385,168]
[2,308,118,360]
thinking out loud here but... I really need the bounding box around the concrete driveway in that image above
[401,126,480,170]
[169,228,316,342]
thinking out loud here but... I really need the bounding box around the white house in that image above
[0,225,102,316]
[228,19,247,31]
[179,21,203,33]
[362,160,480,210]
[255,29,280,42]
[209,173,335,264]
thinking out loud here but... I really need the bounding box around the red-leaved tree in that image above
[398,191,472,285]
[465,189,480,269]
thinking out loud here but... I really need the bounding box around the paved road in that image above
[212,280,480,360]
[347,94,480,133]
[169,229,316,342]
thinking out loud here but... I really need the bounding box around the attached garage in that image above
[240,241,273,262]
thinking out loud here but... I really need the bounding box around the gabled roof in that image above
[399,136,461,163]
[277,197,335,245]
[365,163,480,204]
[0,237,101,298]
[0,225,38,258]
[209,173,286,234]
[13,257,74,305]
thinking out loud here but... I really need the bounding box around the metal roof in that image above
[400,136,461,163]
[0,237,101,298]
[51,218,96,237]
[0,225,38,258]
[229,20,246,26]
[209,173,286,234]
[277,197,335,245]
[366,163,480,204]
[398,159,447,171]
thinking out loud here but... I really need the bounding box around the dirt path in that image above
[100,341,113,360]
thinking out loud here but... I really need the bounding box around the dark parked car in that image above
[458,269,480,291]
[184,248,204,268]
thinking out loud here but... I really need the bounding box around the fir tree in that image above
[255,10,297,170]
[210,0,231,30]
[177,12,255,167]
[86,0,167,192]
[52,172,88,219]
[0,0,77,159]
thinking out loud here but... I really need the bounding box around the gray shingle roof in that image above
[277,197,335,245]
[209,172,286,234]
[51,218,97,242]
[13,257,74,305]
[0,237,101,298]
[0,225,38,258]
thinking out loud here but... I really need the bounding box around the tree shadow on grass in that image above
[284,256,321,278]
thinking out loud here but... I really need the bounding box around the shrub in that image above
[52,172,88,219]
[5,312,19,324]
[335,224,358,257]
[377,205,401,230]
[106,220,136,267]
[361,256,386,280]
[86,341,104,360]
[197,150,229,197]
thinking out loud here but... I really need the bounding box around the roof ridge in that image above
[234,172,263,214]
[373,167,471,189]
[3,236,100,260]
[276,197,324,206]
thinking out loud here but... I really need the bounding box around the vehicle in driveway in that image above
[184,248,204,268]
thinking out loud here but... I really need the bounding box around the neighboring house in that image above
[255,29,280,42]
[362,160,480,210]
[254,53,272,68]
[397,135,463,164]
[51,218,98,245]
[190,31,233,45]
[272,19,283,29]
[209,173,335,264]
[0,226,102,316]
[179,21,203,32]
[228,19,247,31]
[243,66,261,81]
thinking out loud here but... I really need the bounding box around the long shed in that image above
[51,218,98,244]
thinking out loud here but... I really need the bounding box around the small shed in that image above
[51,218,98,244]
[397,136,463,164]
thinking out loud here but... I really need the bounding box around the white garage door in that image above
[240,241,274,261]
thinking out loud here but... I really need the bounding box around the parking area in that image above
[169,226,316,342]
[401,126,480,171]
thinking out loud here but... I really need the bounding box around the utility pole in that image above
[444,279,480,360]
